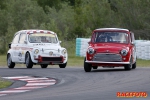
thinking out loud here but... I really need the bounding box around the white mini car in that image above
[7,29,68,68]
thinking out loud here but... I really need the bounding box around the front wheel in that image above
[25,52,33,68]
[7,54,15,68]
[124,57,132,70]
[132,62,136,69]
[84,58,92,72]
[59,62,67,68]
[41,64,48,68]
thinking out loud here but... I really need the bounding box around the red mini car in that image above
[84,28,136,72]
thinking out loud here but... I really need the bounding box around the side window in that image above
[132,33,135,42]
[129,32,132,42]
[130,32,135,43]
[19,33,26,44]
[12,33,20,44]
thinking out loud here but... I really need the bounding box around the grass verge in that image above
[0,55,6,66]
[0,77,12,89]
[136,59,150,67]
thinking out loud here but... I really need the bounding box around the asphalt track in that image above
[0,66,150,100]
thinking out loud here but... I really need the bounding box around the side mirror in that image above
[59,41,62,44]
[8,43,11,49]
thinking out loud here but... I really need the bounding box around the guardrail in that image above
[76,38,150,60]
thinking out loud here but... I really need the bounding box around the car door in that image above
[18,32,27,63]
[11,32,20,62]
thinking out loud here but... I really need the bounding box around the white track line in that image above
[27,80,55,83]
[0,90,30,93]
[3,76,32,79]
[26,82,56,86]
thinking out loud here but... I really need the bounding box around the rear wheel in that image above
[59,62,67,68]
[25,52,33,68]
[124,57,132,70]
[41,64,48,68]
[84,58,92,72]
[7,54,15,68]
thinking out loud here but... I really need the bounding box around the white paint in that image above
[3,76,31,79]
[26,82,56,86]
[0,90,29,93]
[27,80,56,83]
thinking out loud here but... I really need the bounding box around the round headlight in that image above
[34,49,39,54]
[87,48,95,54]
[121,49,128,56]
[62,49,67,55]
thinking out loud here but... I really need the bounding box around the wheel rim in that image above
[7,55,11,66]
[26,53,29,66]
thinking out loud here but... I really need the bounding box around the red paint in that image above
[86,28,136,67]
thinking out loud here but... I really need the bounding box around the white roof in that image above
[18,29,55,34]
[95,28,129,31]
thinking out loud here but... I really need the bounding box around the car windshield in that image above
[92,32,128,43]
[28,33,58,43]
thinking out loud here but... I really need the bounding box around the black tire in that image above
[41,64,48,68]
[92,66,98,69]
[124,57,132,70]
[25,52,33,68]
[59,62,67,68]
[84,58,92,72]
[132,62,136,69]
[7,54,15,68]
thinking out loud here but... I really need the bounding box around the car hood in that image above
[91,43,129,53]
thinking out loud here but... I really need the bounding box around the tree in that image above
[0,0,47,53]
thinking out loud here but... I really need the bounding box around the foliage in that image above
[0,0,150,54]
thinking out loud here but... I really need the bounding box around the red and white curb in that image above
[0,76,56,96]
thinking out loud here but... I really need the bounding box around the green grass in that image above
[0,55,7,66]
[61,40,85,67]
[68,55,84,67]
[0,78,12,89]
[136,59,150,67]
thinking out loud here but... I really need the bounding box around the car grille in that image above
[92,53,122,62]
[42,57,63,62]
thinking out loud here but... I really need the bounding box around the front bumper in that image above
[85,61,130,64]
[34,55,64,64]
